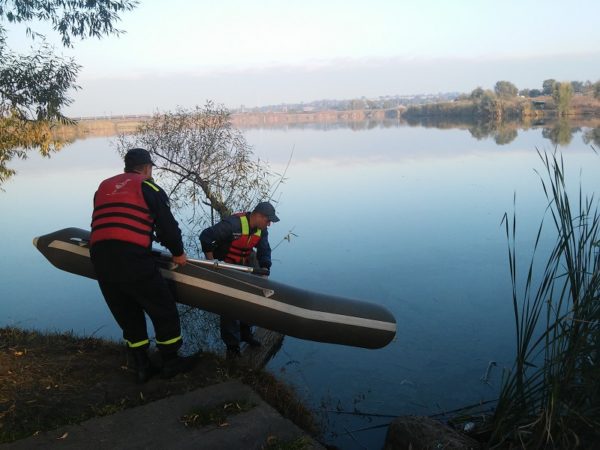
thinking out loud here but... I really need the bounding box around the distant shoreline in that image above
[54,100,600,141]
[53,109,398,139]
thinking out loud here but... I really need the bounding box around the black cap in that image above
[124,148,154,168]
[253,201,280,222]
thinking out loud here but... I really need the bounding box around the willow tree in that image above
[476,90,502,120]
[0,35,79,187]
[552,81,573,117]
[115,102,277,255]
[0,0,137,187]
[116,102,279,353]
[583,127,600,147]
[494,80,518,98]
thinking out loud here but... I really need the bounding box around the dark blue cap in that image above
[253,201,280,222]
[125,148,155,168]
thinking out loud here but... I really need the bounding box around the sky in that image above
[5,0,600,117]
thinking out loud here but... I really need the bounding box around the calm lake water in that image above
[1,122,599,449]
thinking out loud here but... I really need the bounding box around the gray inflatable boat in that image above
[33,228,397,349]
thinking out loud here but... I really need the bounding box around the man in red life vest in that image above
[90,148,196,383]
[200,202,279,358]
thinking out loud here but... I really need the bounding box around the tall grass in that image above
[489,149,600,448]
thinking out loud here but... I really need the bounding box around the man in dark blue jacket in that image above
[200,202,279,357]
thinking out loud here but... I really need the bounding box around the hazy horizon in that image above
[5,0,600,117]
[65,51,600,117]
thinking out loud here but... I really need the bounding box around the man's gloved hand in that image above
[172,252,187,266]
[255,267,270,277]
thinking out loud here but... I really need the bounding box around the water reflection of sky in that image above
[248,125,600,449]
[2,127,599,450]
[1,138,125,338]
[245,124,596,167]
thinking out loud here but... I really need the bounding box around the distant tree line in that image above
[245,78,600,123]
[473,78,598,99]
[404,78,600,121]
[236,93,461,115]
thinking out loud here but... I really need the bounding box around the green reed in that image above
[489,149,600,448]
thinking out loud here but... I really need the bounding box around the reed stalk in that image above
[489,149,600,448]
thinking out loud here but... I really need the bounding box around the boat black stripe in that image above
[94,202,150,214]
[92,212,153,227]
[92,223,153,236]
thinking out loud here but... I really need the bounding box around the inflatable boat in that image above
[33,228,396,349]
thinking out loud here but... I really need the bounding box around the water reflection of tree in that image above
[467,121,519,145]
[494,128,518,145]
[404,115,470,130]
[541,120,580,146]
[0,116,69,189]
[582,127,600,147]
[240,116,595,147]
[239,119,399,131]
[468,121,497,140]
[404,115,594,147]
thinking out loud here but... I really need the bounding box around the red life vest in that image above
[90,173,154,248]
[224,213,262,265]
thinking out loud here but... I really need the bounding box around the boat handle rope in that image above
[185,259,275,298]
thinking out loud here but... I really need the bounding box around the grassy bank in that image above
[0,327,319,445]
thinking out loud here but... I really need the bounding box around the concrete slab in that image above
[2,381,324,450]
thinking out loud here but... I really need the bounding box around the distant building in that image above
[532,101,546,110]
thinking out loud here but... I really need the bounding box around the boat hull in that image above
[33,228,397,349]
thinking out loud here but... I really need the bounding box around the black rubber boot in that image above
[160,353,198,379]
[240,323,260,347]
[129,349,160,384]
[226,345,241,359]
[241,335,262,347]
